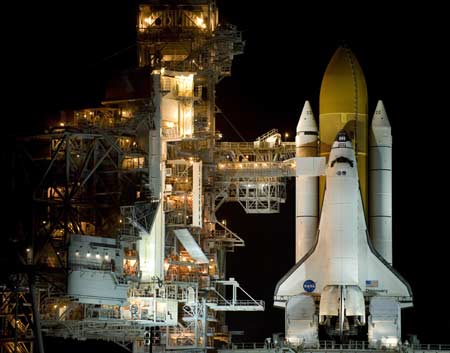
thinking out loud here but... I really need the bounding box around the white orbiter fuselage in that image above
[274,129,412,347]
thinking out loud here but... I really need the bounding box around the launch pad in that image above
[2,2,448,353]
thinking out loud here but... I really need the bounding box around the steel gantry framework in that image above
[4,1,298,353]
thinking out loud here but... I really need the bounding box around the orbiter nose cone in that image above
[297,101,318,133]
[320,47,368,116]
[371,100,391,128]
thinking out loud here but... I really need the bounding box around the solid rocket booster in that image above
[295,101,318,262]
[369,100,393,264]
[319,47,369,217]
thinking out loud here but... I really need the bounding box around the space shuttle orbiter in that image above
[274,47,413,348]
[274,130,412,346]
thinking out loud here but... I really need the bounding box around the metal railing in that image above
[223,341,450,351]
[206,298,264,307]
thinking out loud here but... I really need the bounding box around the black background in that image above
[5,1,450,349]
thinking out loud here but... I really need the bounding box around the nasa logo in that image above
[303,280,316,292]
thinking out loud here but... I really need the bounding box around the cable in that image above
[215,105,246,142]
[88,43,136,68]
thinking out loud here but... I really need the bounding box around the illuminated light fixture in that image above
[26,248,30,253]
[119,219,123,223]
[96,253,100,259]
[195,16,206,29]
[59,122,65,127]
[187,265,192,271]
[144,16,155,26]
[209,265,213,269]
[86,252,91,258]
[166,121,175,128]
[54,305,58,309]
[104,254,109,260]
[75,251,79,256]
[285,132,289,138]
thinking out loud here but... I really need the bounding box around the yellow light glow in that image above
[144,16,154,26]
[59,122,64,127]
[166,121,175,128]
[195,16,207,29]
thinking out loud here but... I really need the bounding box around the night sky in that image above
[6,0,450,347]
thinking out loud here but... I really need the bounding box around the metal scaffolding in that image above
[4,1,285,352]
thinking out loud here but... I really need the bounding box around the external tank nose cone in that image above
[319,47,368,115]
[318,46,369,218]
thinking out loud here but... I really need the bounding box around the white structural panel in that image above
[139,202,165,281]
[285,295,318,346]
[192,161,202,228]
[368,297,401,348]
[68,270,128,305]
[67,234,128,305]
[173,228,209,264]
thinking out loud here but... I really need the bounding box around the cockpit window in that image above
[331,156,354,168]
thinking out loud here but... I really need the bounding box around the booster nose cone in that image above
[297,101,318,133]
[371,100,391,128]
